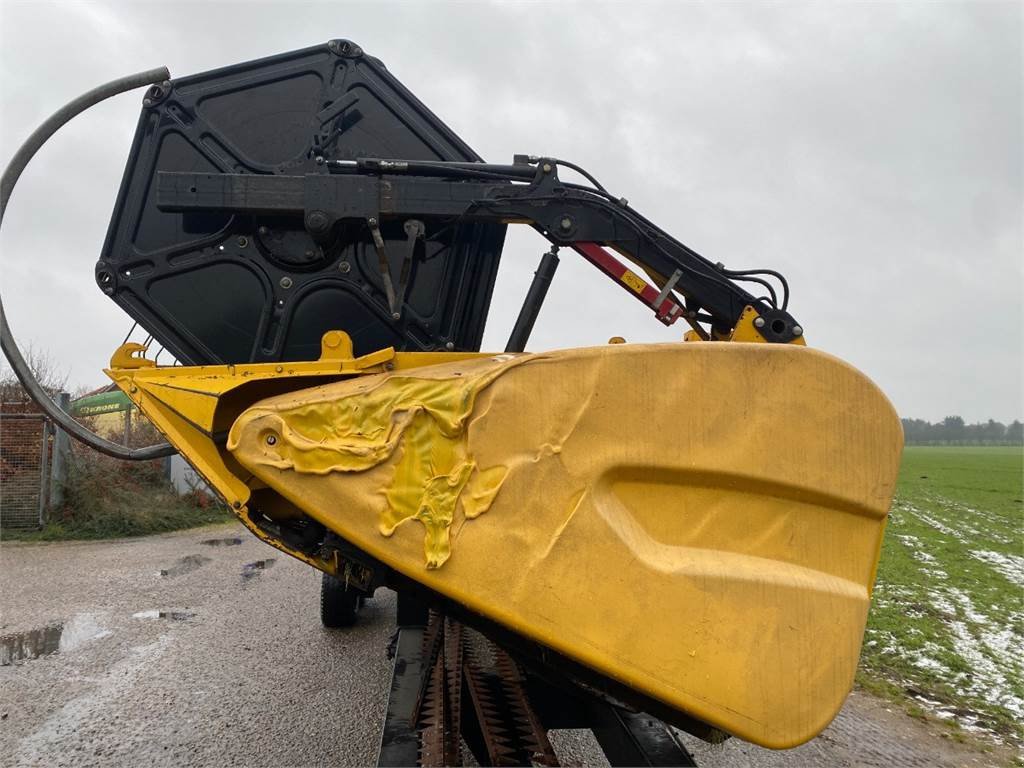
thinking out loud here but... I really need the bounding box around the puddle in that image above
[201,537,243,547]
[132,610,196,621]
[1,624,62,665]
[60,614,112,652]
[1,614,113,665]
[159,554,212,578]
[241,558,276,581]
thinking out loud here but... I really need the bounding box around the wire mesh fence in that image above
[0,407,52,530]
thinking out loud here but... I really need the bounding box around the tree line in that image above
[902,416,1023,445]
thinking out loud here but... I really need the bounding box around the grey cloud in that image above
[1,0,1020,421]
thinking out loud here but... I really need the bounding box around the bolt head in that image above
[266,435,277,446]
[792,325,803,337]
[753,317,766,328]
[280,276,293,289]
[542,163,552,173]
[560,217,572,230]
[306,211,329,232]
[338,261,351,274]
[445,342,455,351]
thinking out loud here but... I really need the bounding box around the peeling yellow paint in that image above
[227,362,519,568]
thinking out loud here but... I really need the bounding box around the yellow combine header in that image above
[107,332,901,748]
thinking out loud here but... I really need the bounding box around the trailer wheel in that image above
[320,572,360,628]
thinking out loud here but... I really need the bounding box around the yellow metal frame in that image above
[106,332,488,571]
[103,328,906,749]
[106,322,801,570]
[684,305,807,345]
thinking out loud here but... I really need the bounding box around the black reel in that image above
[97,40,506,365]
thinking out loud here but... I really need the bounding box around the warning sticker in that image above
[620,270,646,295]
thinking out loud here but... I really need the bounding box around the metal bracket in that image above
[653,269,683,315]
[396,220,426,319]
[368,217,401,320]
[109,342,156,370]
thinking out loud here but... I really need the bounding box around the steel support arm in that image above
[157,163,801,342]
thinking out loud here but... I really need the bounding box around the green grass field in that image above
[860,446,1023,746]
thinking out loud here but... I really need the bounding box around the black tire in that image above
[320,572,359,628]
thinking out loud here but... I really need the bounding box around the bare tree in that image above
[0,345,70,404]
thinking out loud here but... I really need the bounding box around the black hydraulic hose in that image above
[1,67,177,460]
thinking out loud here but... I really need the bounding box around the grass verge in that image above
[860,446,1023,748]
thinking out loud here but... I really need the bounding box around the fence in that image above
[0,394,69,532]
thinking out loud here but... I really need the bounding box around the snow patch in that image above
[970,550,1024,588]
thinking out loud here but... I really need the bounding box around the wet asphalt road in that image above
[0,524,1008,767]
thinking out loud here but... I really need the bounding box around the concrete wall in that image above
[167,454,212,496]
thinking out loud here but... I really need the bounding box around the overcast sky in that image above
[1,1,1021,423]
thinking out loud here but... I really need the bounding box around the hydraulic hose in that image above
[1,67,177,460]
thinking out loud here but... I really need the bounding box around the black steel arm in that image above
[156,158,802,343]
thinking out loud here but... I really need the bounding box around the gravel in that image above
[0,524,1009,767]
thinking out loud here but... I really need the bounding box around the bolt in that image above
[129,386,137,393]
[542,163,552,173]
[368,217,378,226]
[275,365,283,373]
[753,317,766,329]
[143,98,152,107]
[392,312,400,320]
[338,261,351,274]
[266,435,277,446]
[792,325,803,337]
[280,276,293,289]
[315,155,325,165]
[306,210,329,232]
[560,217,573,231]
[232,501,241,509]
[237,236,248,248]
[445,342,455,351]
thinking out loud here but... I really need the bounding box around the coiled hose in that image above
[1,67,177,459]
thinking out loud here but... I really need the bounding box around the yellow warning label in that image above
[620,270,646,294]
